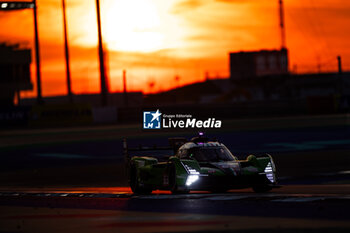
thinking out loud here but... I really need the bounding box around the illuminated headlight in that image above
[188,168,199,175]
[184,165,200,175]
[186,174,199,186]
[264,161,275,183]
[264,162,273,172]
[184,165,200,186]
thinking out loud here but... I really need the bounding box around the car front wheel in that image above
[169,164,189,194]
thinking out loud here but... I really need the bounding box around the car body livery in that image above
[124,135,278,194]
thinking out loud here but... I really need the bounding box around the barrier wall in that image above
[0,104,118,128]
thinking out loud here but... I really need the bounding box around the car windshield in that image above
[189,147,236,162]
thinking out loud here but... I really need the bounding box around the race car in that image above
[124,134,278,194]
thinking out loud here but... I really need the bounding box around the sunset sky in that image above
[1,0,350,97]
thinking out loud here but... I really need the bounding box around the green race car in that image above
[124,134,278,194]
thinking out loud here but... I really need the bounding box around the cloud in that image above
[215,0,249,3]
[171,0,206,14]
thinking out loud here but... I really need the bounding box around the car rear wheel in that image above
[130,165,152,195]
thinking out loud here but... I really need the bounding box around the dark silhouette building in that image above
[230,49,289,79]
[0,44,33,106]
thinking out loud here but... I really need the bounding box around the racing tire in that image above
[169,164,189,194]
[130,165,152,195]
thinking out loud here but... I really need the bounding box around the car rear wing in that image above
[123,137,188,164]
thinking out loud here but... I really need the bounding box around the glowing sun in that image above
[103,0,164,53]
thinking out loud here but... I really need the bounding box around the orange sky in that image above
[1,0,350,97]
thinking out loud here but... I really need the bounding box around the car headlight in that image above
[264,161,275,183]
[184,164,200,186]
[186,174,199,186]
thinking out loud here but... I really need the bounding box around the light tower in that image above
[95,0,109,106]
[279,0,287,49]
[62,0,73,103]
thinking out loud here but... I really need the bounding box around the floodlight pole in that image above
[33,0,43,104]
[279,0,286,49]
[123,70,128,107]
[95,0,108,106]
[62,0,73,103]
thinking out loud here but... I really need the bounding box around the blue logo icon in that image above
[143,109,162,129]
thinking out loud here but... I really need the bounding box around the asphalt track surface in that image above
[0,115,349,232]
[0,185,350,233]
